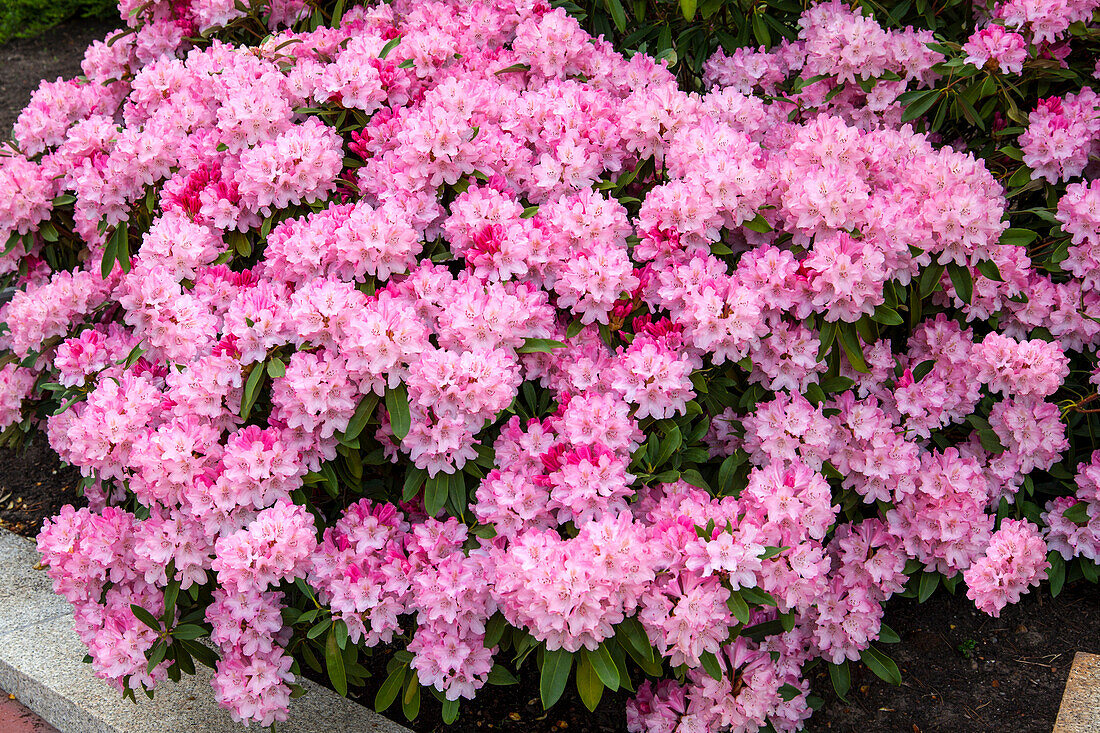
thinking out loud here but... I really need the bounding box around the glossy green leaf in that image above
[699,650,723,681]
[424,473,449,516]
[861,646,902,686]
[517,338,567,354]
[918,571,940,603]
[487,663,518,685]
[606,0,628,32]
[385,384,411,441]
[727,589,750,625]
[583,644,620,691]
[837,325,870,374]
[131,604,161,632]
[575,652,603,712]
[326,628,347,696]
[540,648,573,709]
[947,262,973,304]
[375,666,406,711]
[828,661,850,700]
[378,35,402,58]
[171,624,206,640]
[240,361,265,420]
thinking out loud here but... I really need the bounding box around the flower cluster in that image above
[5,0,1099,731]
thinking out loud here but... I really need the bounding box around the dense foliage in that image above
[0,0,115,45]
[2,0,1100,731]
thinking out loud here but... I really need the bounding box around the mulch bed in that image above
[0,19,117,134]
[0,440,83,537]
[2,20,1098,733]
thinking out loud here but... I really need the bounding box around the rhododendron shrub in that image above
[4,0,1100,731]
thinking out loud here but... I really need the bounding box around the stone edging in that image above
[0,528,411,733]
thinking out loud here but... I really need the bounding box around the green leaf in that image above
[179,638,220,669]
[918,571,940,603]
[375,665,406,711]
[967,415,1006,454]
[343,393,379,442]
[654,426,682,468]
[401,672,420,720]
[901,89,941,123]
[779,683,802,701]
[424,473,449,516]
[819,375,855,393]
[726,589,750,625]
[975,259,1003,282]
[616,618,658,670]
[947,262,973,304]
[879,624,901,644]
[171,624,207,640]
[828,661,851,700]
[240,361,266,420]
[326,627,347,696]
[330,0,346,26]
[919,263,946,298]
[575,652,604,712]
[1000,228,1038,247]
[266,357,286,378]
[912,359,935,382]
[760,545,787,560]
[495,63,531,75]
[52,194,77,206]
[717,453,743,494]
[402,466,427,501]
[334,619,348,650]
[39,222,59,242]
[744,213,773,233]
[871,305,903,326]
[114,223,131,274]
[441,698,460,725]
[740,586,777,606]
[1047,550,1064,598]
[861,646,902,686]
[378,35,402,59]
[101,228,119,279]
[1080,558,1099,584]
[161,580,180,624]
[146,640,167,675]
[385,384,411,441]
[229,230,252,258]
[517,338,568,354]
[307,618,332,640]
[487,664,518,686]
[1063,501,1089,525]
[837,324,869,374]
[605,0,628,32]
[679,0,697,21]
[679,468,709,490]
[583,644,620,691]
[2,232,20,256]
[751,13,770,46]
[130,605,161,631]
[699,650,723,681]
[540,648,573,709]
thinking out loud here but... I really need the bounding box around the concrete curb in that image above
[1054,651,1100,733]
[0,528,411,733]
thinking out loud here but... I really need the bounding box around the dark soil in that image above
[0,439,84,537]
[808,580,1100,733]
[0,18,118,134]
[2,19,1099,733]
